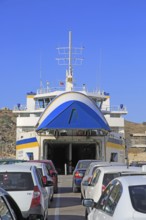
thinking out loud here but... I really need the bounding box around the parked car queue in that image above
[0,159,58,220]
[75,160,146,220]
[83,175,146,220]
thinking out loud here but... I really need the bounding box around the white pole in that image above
[64,163,67,175]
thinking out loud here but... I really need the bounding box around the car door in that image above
[86,169,101,200]
[91,180,122,220]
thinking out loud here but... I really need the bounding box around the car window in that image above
[103,173,120,187]
[129,185,146,213]
[90,169,101,186]
[35,168,43,187]
[43,165,49,176]
[0,196,14,220]
[77,161,92,169]
[0,172,34,191]
[49,162,56,170]
[98,180,122,216]
[92,166,99,175]
[45,163,52,170]
[38,168,43,176]
[84,165,91,176]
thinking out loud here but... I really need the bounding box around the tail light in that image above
[30,186,41,207]
[74,171,84,178]
[102,185,106,192]
[42,176,47,185]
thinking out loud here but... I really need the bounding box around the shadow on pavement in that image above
[50,197,82,208]
[58,187,72,193]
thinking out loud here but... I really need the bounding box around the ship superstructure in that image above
[13,31,128,171]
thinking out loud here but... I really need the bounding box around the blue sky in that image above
[0,0,146,123]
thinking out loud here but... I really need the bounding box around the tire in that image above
[48,199,51,208]
[85,208,88,220]
[81,192,83,201]
[54,187,58,193]
[73,184,78,193]
[50,194,53,202]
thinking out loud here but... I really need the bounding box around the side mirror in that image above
[82,180,89,186]
[82,199,95,208]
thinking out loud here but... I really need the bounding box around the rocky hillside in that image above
[0,109,146,159]
[0,109,16,157]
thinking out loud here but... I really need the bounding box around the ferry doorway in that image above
[72,143,96,169]
[43,142,96,174]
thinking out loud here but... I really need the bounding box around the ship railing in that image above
[37,87,65,94]
[102,105,127,112]
[36,86,109,96]
[13,105,27,111]
[13,104,127,112]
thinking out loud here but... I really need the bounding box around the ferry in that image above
[13,31,128,173]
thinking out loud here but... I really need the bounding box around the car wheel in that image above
[50,194,53,202]
[48,199,51,208]
[73,184,78,193]
[81,192,83,201]
[85,208,88,220]
[54,187,58,193]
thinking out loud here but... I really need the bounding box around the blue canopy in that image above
[36,92,110,132]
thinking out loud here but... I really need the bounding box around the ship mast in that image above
[66,31,73,91]
[56,31,84,91]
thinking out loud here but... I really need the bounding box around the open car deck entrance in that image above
[43,142,96,174]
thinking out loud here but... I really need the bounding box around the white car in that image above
[85,165,142,217]
[81,161,125,200]
[0,164,48,220]
[0,187,23,220]
[21,161,54,207]
[83,175,146,220]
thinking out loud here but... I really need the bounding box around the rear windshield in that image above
[77,161,93,169]
[45,162,56,171]
[0,172,34,191]
[129,185,146,213]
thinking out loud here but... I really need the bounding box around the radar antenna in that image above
[56,31,84,91]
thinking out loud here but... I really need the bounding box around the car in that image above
[130,161,146,167]
[27,159,58,193]
[81,161,125,201]
[83,175,146,220]
[0,158,27,165]
[0,187,24,220]
[21,161,54,207]
[84,165,143,217]
[72,160,98,192]
[0,164,48,220]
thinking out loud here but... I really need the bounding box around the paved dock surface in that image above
[48,175,85,220]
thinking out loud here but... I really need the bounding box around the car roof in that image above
[77,160,98,163]
[95,165,142,173]
[19,162,44,168]
[115,175,146,186]
[0,164,35,172]
[29,159,53,164]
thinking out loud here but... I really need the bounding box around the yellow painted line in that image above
[107,142,125,150]
[27,95,35,98]
[16,142,39,150]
